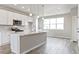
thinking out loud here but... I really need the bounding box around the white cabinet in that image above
[78,5,79,28]
[0,32,10,46]
[10,32,47,54]
[8,12,22,25]
[0,32,1,46]
[20,15,26,25]
[78,4,79,17]
[13,12,20,20]
[2,32,10,45]
[10,34,20,53]
[77,18,79,29]
[0,9,33,25]
[8,12,27,26]
[14,13,22,20]
[7,11,14,25]
[0,9,8,25]
[77,5,79,37]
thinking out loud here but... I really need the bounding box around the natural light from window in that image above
[43,17,64,30]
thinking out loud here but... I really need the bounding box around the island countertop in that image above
[11,31,47,36]
[10,31,47,54]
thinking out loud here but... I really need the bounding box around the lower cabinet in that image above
[0,32,10,46]
[10,32,47,54]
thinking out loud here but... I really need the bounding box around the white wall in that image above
[47,13,72,38]
[78,4,79,47]
[38,7,78,39]
[38,13,72,39]
[71,7,78,41]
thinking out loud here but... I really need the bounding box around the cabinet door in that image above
[77,18,79,28]
[14,13,25,25]
[8,12,22,25]
[1,32,10,45]
[0,32,2,46]
[7,11,14,25]
[78,4,79,17]
[21,15,26,25]
[18,14,26,26]
[10,34,20,53]
[16,13,24,20]
[15,13,21,20]
[0,9,8,25]
[13,12,19,20]
[78,5,79,28]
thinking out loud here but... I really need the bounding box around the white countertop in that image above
[11,31,47,36]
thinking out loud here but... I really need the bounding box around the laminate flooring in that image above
[28,37,76,54]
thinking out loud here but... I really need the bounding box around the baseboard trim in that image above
[48,36,71,39]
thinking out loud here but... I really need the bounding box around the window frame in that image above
[43,17,64,30]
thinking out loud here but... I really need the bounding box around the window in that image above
[43,17,64,30]
[43,19,50,29]
[56,17,64,29]
[50,18,56,29]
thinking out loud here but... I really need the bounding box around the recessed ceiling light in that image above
[22,6,25,9]
[29,13,32,16]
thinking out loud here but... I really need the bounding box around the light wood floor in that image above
[0,37,78,54]
[0,44,11,54]
[28,37,76,54]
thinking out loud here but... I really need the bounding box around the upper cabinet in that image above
[20,15,26,25]
[8,12,22,25]
[0,9,8,25]
[78,5,79,17]
[7,11,26,25]
[77,5,79,28]
[8,11,14,25]
[0,9,33,26]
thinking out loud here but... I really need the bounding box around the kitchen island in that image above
[10,32,47,54]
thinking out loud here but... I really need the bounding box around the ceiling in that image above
[0,4,77,17]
